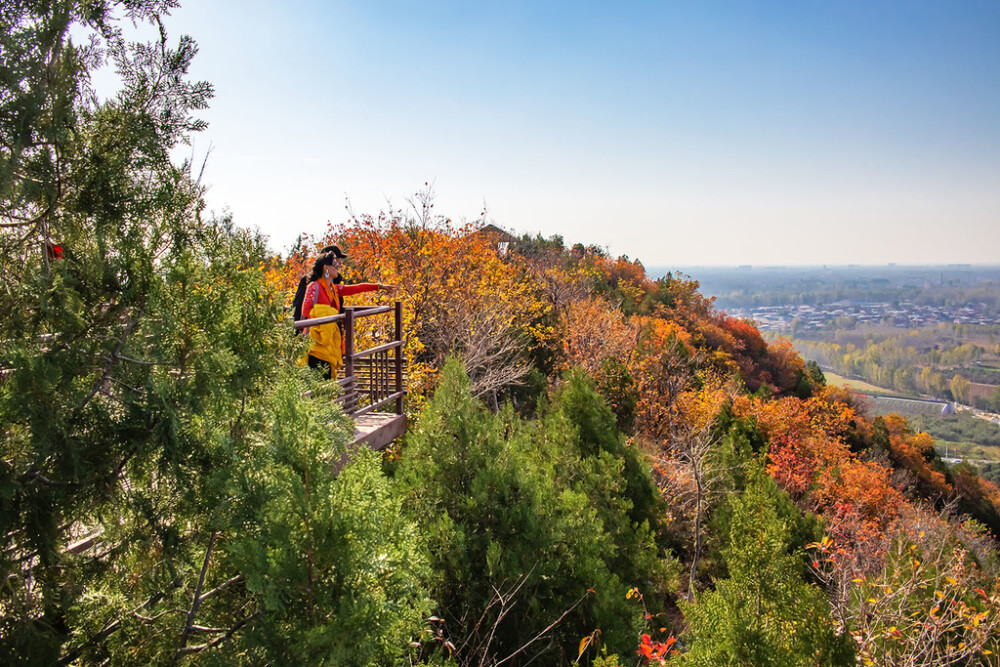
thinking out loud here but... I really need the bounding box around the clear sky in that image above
[129,0,1000,266]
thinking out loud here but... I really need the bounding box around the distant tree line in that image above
[791,332,1000,410]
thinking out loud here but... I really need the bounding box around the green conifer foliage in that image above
[397,359,677,664]
[543,368,670,588]
[679,458,853,667]
[1,4,432,664]
[702,410,824,583]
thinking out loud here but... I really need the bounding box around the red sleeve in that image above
[339,283,378,297]
[302,282,319,319]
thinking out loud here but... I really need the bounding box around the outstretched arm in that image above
[339,283,397,297]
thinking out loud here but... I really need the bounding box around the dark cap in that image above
[321,244,348,259]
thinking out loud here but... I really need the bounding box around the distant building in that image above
[475,223,517,256]
[941,403,956,416]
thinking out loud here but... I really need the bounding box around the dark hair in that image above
[309,252,343,283]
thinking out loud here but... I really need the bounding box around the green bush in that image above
[227,438,433,666]
[678,458,852,667]
[594,357,639,432]
[702,409,824,583]
[397,359,677,664]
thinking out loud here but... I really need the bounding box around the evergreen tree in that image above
[1,4,431,664]
[679,458,852,667]
[397,359,676,664]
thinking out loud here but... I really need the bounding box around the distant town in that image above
[648,265,1000,334]
[728,300,997,334]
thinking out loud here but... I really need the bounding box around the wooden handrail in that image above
[346,305,393,316]
[352,340,403,359]
[294,312,345,329]
[293,305,393,330]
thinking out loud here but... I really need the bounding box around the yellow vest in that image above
[307,303,343,371]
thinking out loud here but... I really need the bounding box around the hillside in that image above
[264,212,1000,665]
[3,3,999,665]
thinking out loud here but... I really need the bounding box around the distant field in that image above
[865,395,953,418]
[901,413,1000,482]
[823,371,902,396]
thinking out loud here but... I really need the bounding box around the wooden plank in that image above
[351,412,406,451]
[333,413,407,473]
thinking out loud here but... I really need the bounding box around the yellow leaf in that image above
[577,636,592,660]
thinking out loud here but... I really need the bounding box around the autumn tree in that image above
[562,296,639,376]
[950,373,972,405]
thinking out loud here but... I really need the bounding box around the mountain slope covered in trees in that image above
[2,3,998,665]
[268,208,1000,665]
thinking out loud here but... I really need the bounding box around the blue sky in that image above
[132,1,1000,265]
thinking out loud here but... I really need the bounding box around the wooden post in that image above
[394,300,403,414]
[344,307,355,414]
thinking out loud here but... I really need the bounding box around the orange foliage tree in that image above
[879,414,953,500]
[267,192,546,410]
[561,296,639,376]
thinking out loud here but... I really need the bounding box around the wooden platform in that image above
[333,412,406,473]
[351,412,407,451]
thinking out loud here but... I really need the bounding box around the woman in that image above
[300,246,394,379]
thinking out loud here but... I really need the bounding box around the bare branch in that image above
[77,318,139,414]
[177,612,257,655]
[198,575,242,602]
[494,590,592,666]
[175,530,218,657]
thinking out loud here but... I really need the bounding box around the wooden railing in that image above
[294,301,405,416]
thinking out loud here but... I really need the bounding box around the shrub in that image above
[397,359,676,664]
[679,458,852,666]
